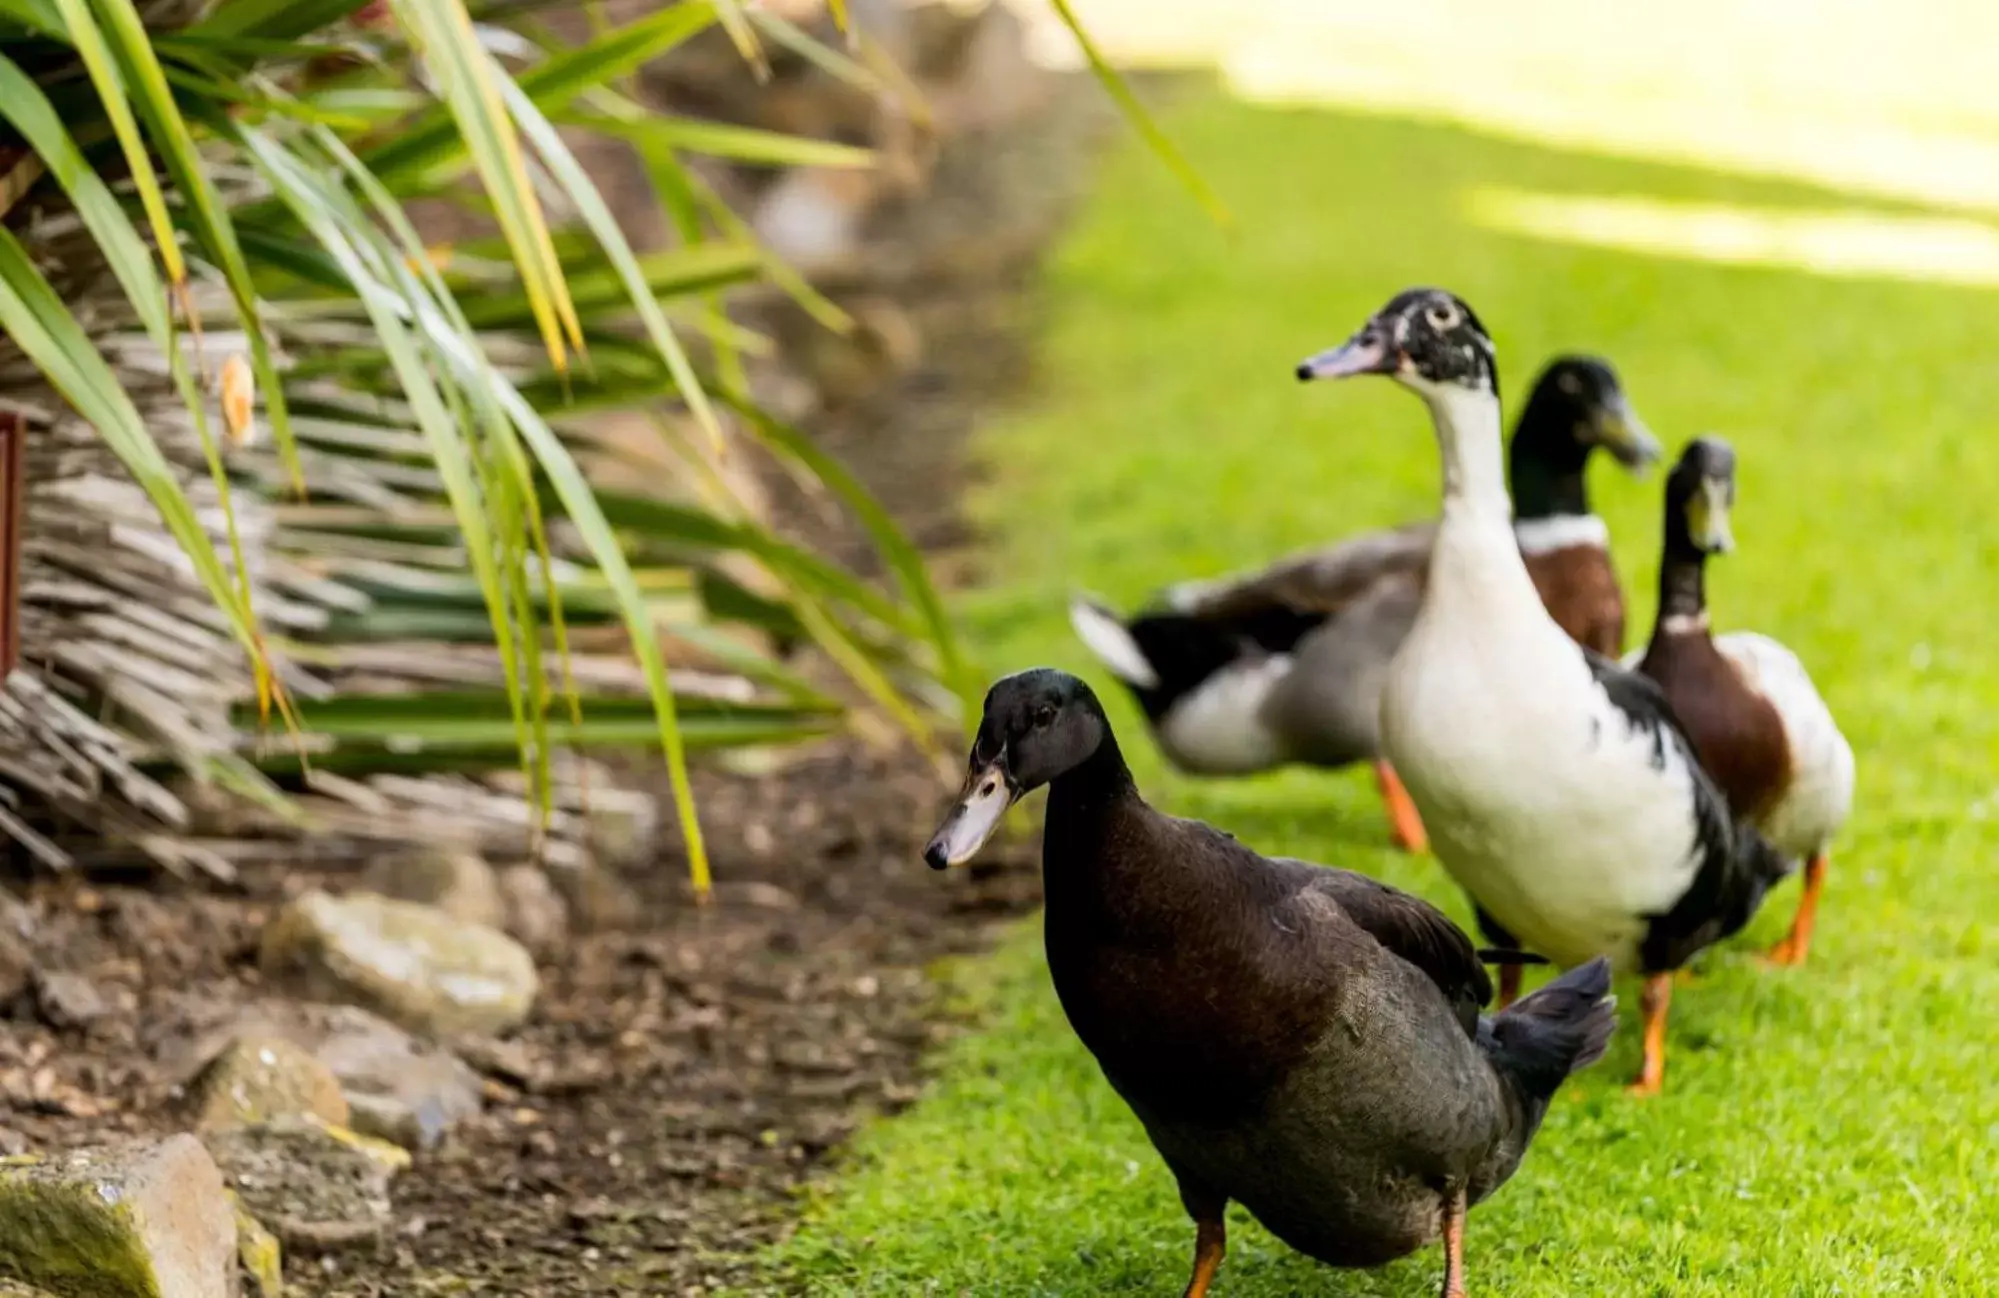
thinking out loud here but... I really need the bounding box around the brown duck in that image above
[1632,437,1855,968]
[1070,356,1658,861]
[925,668,1615,1297]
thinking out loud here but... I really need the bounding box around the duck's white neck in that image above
[1416,381,1509,525]
[1406,375,1551,631]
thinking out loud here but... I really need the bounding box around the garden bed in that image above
[0,50,1115,1298]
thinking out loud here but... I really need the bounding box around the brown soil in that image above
[0,742,1041,1296]
[334,746,1045,1296]
[0,70,1111,1298]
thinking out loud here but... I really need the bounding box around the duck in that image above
[924,667,1615,1298]
[1630,437,1855,966]
[1069,355,1659,856]
[1295,288,1792,1095]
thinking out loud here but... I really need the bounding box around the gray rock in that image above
[260,890,538,1037]
[452,1034,535,1087]
[0,1134,236,1298]
[497,865,569,956]
[361,847,505,930]
[545,861,643,935]
[204,1118,408,1257]
[170,1002,485,1154]
[313,1015,481,1152]
[31,970,106,1030]
[189,1033,350,1132]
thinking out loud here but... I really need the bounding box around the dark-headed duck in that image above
[926,668,1614,1296]
[1633,437,1855,966]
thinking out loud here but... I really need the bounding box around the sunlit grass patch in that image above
[1468,187,1999,287]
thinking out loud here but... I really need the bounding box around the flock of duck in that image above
[921,288,1856,1296]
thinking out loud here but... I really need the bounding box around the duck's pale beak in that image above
[923,760,1017,869]
[1296,329,1395,381]
[1687,477,1736,553]
[1597,393,1663,470]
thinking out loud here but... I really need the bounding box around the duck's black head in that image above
[923,669,1111,869]
[1516,356,1660,472]
[1664,436,1737,556]
[1294,287,1499,401]
[1508,355,1660,520]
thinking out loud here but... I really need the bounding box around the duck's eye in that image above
[1426,303,1460,330]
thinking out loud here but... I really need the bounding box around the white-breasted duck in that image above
[1631,438,1855,966]
[1070,356,1659,856]
[1296,288,1792,1095]
[924,668,1614,1298]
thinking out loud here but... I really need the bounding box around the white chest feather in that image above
[1513,513,1610,557]
[1387,623,1704,966]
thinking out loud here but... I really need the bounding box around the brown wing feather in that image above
[1638,632,1793,820]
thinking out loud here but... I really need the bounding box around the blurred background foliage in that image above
[0,0,1085,890]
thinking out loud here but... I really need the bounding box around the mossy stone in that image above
[0,1136,234,1298]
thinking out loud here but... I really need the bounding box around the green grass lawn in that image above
[758,91,1999,1296]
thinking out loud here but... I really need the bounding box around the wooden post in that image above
[0,411,22,678]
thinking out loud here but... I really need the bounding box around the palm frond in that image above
[0,0,1012,892]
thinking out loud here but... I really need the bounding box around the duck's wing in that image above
[1580,649,1797,970]
[1068,524,1432,770]
[1271,855,1493,1033]
[1713,632,1855,856]
[1164,521,1435,621]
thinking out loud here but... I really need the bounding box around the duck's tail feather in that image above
[1481,956,1615,1132]
[1068,596,1160,690]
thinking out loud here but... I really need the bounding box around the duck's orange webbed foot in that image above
[1375,760,1429,855]
[1625,972,1672,1098]
[1764,853,1828,968]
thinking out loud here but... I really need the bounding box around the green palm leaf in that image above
[387,0,580,373]
[495,65,726,449]
[1043,0,1230,226]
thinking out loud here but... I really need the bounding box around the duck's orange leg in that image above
[1765,852,1828,967]
[1438,1190,1469,1298]
[1496,962,1523,1010]
[1627,973,1672,1097]
[1375,760,1429,854]
[1182,1215,1226,1298]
